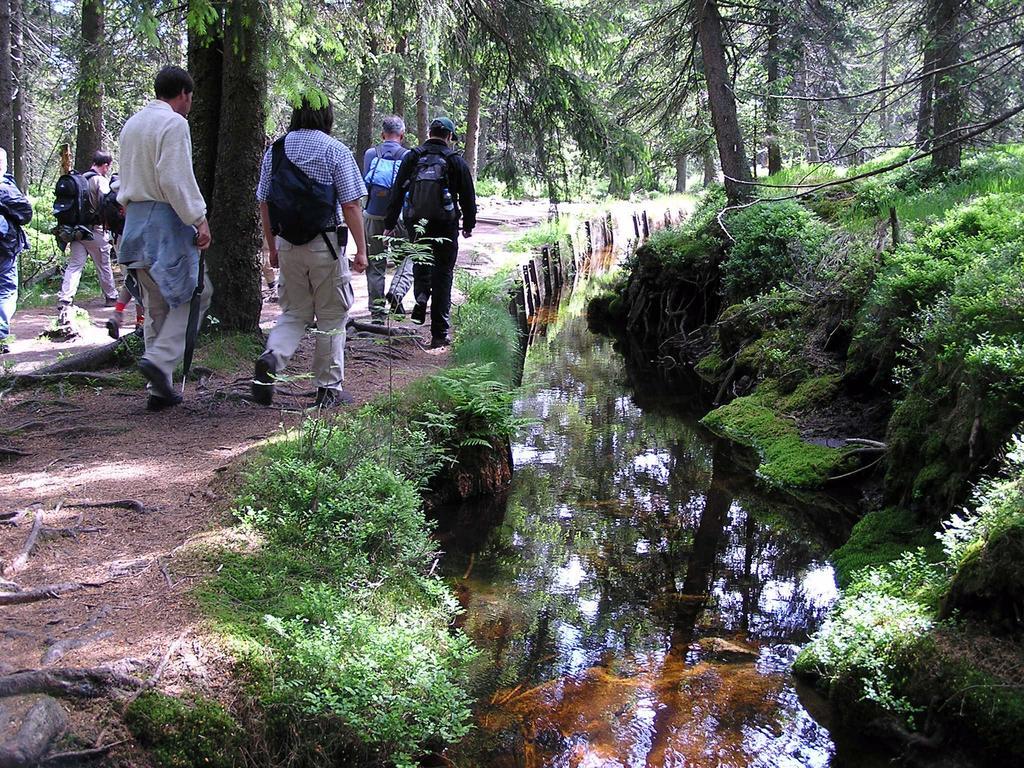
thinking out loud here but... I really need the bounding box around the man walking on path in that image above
[384,116,477,348]
[0,147,33,355]
[57,151,118,317]
[117,65,213,411]
[363,116,412,322]
[252,96,368,409]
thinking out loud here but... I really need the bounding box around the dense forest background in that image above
[0,0,1022,324]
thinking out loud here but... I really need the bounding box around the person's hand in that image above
[382,228,396,238]
[352,251,369,274]
[195,219,212,250]
[462,229,472,239]
[268,244,279,269]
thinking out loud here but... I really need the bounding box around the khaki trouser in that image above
[265,236,353,390]
[59,227,117,303]
[135,267,213,384]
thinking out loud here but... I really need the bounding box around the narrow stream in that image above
[437,285,890,767]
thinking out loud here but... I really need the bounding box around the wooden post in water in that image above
[521,265,534,318]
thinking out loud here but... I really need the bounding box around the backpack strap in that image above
[271,137,286,173]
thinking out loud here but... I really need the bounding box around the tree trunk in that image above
[204,0,268,332]
[415,79,429,143]
[693,0,751,202]
[464,75,482,179]
[74,0,105,171]
[931,0,961,171]
[916,34,938,147]
[391,35,407,119]
[878,28,891,140]
[0,0,14,156]
[355,45,377,164]
[187,2,224,206]
[675,152,687,193]
[702,139,715,187]
[793,47,819,164]
[764,2,782,176]
[10,0,24,188]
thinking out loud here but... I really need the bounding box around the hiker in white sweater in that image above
[117,65,213,411]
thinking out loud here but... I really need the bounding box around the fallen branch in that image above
[39,740,127,765]
[32,336,134,376]
[0,582,101,606]
[0,667,142,699]
[65,499,146,515]
[0,446,30,458]
[10,372,127,387]
[349,319,421,338]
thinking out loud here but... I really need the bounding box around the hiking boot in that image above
[106,309,124,339]
[146,392,183,412]
[252,351,277,406]
[0,338,9,355]
[104,296,118,307]
[138,358,176,401]
[430,335,451,349]
[410,301,427,325]
[313,387,355,409]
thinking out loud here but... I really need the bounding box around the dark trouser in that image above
[412,223,459,340]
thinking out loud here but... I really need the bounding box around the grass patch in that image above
[700,395,852,488]
[124,691,242,768]
[192,331,266,374]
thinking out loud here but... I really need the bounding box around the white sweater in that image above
[117,100,207,227]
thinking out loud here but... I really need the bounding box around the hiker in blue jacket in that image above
[363,116,413,322]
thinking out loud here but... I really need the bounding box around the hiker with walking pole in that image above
[116,65,213,412]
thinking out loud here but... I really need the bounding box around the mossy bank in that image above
[589,145,1024,761]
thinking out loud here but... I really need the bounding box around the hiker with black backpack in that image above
[116,65,213,412]
[54,150,119,324]
[363,115,413,323]
[251,96,368,409]
[383,117,477,348]
[0,147,33,355]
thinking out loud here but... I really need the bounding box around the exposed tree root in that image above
[38,741,126,765]
[41,631,114,666]
[0,668,142,699]
[0,582,103,606]
[65,499,146,515]
[0,696,68,767]
[0,447,30,458]
[9,372,126,387]
[4,509,46,577]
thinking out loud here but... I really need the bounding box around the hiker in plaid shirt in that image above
[252,97,368,409]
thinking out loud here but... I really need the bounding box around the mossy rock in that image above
[694,350,726,382]
[940,523,1024,633]
[831,506,937,588]
[124,691,242,768]
[701,396,852,489]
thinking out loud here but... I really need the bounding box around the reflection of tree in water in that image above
[446,311,838,767]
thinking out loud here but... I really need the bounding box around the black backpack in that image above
[98,182,126,236]
[403,147,458,225]
[53,170,99,227]
[266,137,337,249]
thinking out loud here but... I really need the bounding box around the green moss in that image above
[124,692,241,768]
[694,350,725,381]
[831,507,937,588]
[192,332,266,375]
[781,374,842,413]
[701,396,851,489]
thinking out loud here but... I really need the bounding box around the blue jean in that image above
[0,255,17,341]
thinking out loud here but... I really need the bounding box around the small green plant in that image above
[124,691,242,768]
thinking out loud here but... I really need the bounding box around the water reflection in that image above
[438,301,883,768]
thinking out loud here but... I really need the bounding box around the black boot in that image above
[252,351,277,406]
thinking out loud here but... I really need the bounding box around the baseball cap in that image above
[429,116,458,140]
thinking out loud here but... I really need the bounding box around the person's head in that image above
[92,150,113,176]
[381,115,405,142]
[154,66,194,117]
[428,117,458,147]
[288,96,334,135]
[0,147,7,179]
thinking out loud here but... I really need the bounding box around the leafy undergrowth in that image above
[701,395,852,489]
[124,692,242,768]
[147,273,522,768]
[796,435,1024,758]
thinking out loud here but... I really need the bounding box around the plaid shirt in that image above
[256,129,366,226]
